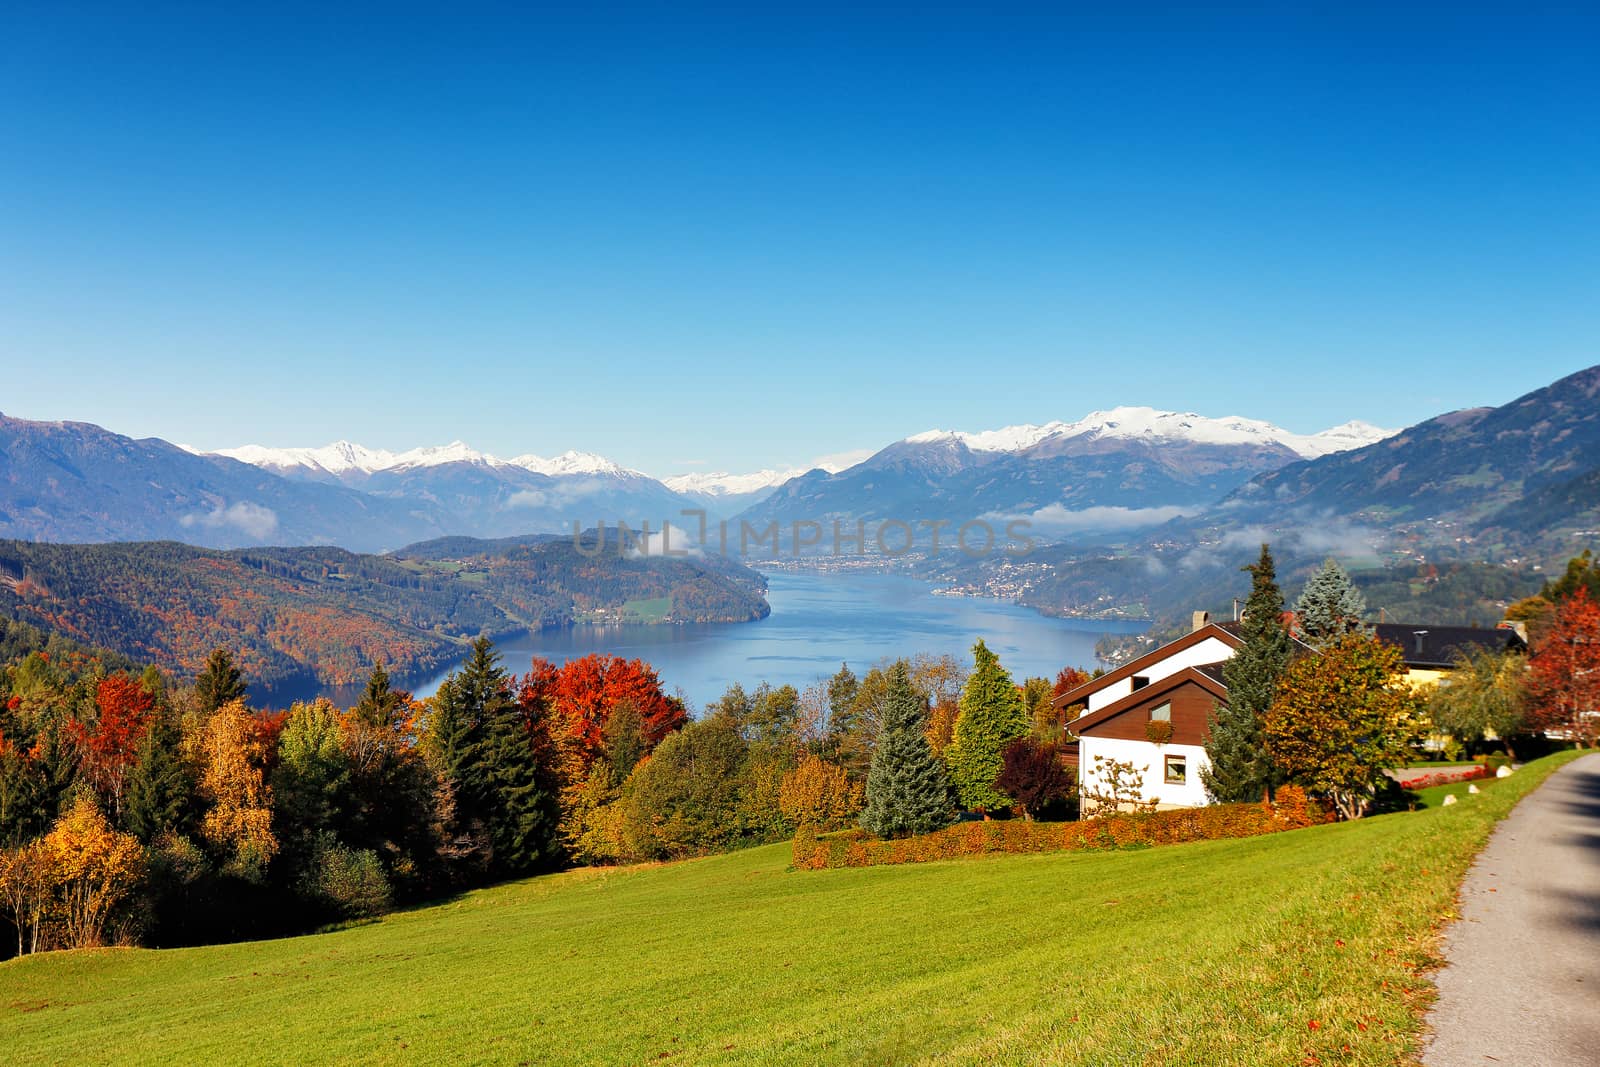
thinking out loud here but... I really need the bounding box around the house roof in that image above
[1374,624,1526,669]
[1066,666,1230,738]
[1052,623,1243,709]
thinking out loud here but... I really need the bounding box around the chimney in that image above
[1191,610,1211,633]
[1412,630,1429,656]
[1499,620,1529,644]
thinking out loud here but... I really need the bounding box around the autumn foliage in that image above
[67,675,155,819]
[1265,634,1420,820]
[1525,587,1600,748]
[521,654,685,776]
[778,755,863,830]
[0,794,145,953]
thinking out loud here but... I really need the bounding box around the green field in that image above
[0,752,1581,1066]
[620,595,673,621]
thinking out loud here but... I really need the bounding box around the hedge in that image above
[1404,765,1492,790]
[792,788,1322,870]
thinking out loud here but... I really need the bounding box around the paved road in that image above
[1424,752,1600,1067]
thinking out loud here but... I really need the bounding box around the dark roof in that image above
[1374,624,1526,669]
[1195,662,1229,686]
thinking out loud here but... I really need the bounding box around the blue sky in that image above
[2,6,1596,476]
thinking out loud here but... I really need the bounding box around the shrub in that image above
[791,794,1322,870]
[301,833,392,919]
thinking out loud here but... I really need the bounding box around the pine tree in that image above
[446,637,555,875]
[478,696,556,874]
[193,647,247,714]
[353,662,405,732]
[122,713,190,842]
[1295,558,1369,648]
[859,661,954,838]
[1205,544,1291,803]
[945,640,1028,813]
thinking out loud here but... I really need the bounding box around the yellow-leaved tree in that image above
[0,793,145,953]
[779,755,863,831]
[197,699,278,879]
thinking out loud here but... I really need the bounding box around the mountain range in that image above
[0,406,1392,551]
[736,408,1395,541]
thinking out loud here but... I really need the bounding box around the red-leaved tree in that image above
[67,675,155,821]
[1526,587,1600,748]
[521,654,685,775]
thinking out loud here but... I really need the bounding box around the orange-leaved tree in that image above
[1264,633,1420,820]
[1525,586,1600,748]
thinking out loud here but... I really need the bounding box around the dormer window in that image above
[1131,675,1150,691]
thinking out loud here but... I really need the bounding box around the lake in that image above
[394,570,1145,711]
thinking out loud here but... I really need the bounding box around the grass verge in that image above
[0,751,1585,1066]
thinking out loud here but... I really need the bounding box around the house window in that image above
[1149,702,1171,722]
[1164,754,1187,785]
[1131,675,1150,691]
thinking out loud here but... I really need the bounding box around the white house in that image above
[1056,623,1241,811]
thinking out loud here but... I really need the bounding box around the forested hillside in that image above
[0,538,769,689]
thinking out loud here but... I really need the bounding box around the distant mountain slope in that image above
[0,413,444,551]
[205,439,697,536]
[737,408,1393,537]
[0,538,769,691]
[1213,364,1600,546]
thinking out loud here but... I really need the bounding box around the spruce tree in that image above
[1205,544,1291,803]
[478,696,556,873]
[194,647,246,713]
[945,640,1028,813]
[353,661,405,732]
[1295,558,1369,648]
[859,661,954,838]
[449,637,554,874]
[123,713,190,841]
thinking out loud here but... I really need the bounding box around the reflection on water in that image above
[268,571,1146,712]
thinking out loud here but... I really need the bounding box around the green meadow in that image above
[1,752,1580,1067]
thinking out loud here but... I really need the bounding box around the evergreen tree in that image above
[945,640,1028,813]
[859,661,954,838]
[443,637,555,875]
[122,712,190,842]
[1295,558,1369,648]
[353,662,405,732]
[477,696,556,874]
[1205,544,1291,803]
[601,700,647,786]
[193,647,247,714]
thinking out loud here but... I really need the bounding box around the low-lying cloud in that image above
[624,521,703,559]
[179,501,279,540]
[991,503,1200,536]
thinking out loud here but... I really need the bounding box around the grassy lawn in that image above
[620,596,672,621]
[0,752,1583,1066]
[1409,774,1506,810]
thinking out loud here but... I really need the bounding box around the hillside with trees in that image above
[0,538,769,690]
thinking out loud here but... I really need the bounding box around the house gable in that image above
[1069,668,1228,748]
[1056,624,1241,715]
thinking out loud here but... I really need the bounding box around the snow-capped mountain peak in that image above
[664,469,799,497]
[510,450,637,477]
[208,440,643,479]
[905,407,1396,460]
